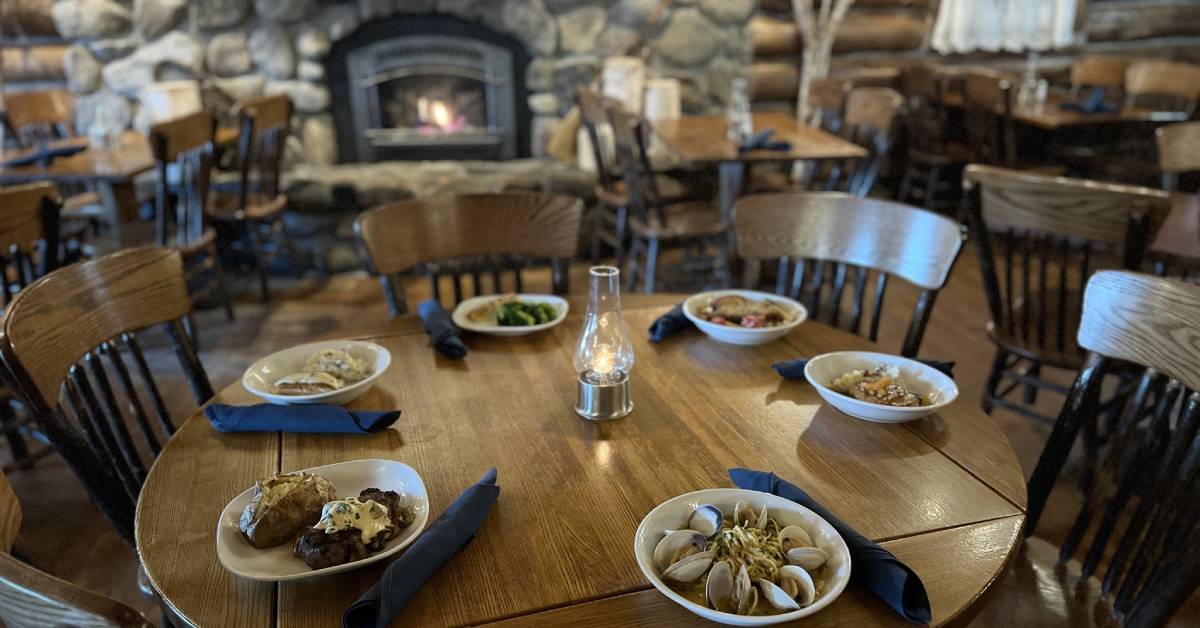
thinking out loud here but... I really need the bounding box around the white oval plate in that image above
[242,340,391,406]
[803,351,959,423]
[451,294,569,337]
[683,290,808,346]
[215,459,429,582]
[635,488,852,626]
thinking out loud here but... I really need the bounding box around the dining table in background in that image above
[937,91,1190,131]
[651,112,868,222]
[136,294,1026,628]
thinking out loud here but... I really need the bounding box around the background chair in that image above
[974,271,1200,628]
[206,94,297,302]
[736,192,963,357]
[896,64,967,215]
[804,77,851,134]
[816,86,904,197]
[610,107,731,293]
[1156,120,1200,191]
[1069,54,1131,97]
[963,165,1171,424]
[0,246,213,544]
[355,193,583,316]
[147,110,234,323]
[1124,60,1200,115]
[962,71,1017,169]
[0,467,153,628]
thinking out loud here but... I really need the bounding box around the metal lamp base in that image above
[575,370,633,420]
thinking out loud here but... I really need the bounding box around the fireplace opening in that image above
[326,14,532,163]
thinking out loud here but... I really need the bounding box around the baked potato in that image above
[239,472,336,549]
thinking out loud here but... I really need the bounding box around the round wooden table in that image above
[136,296,1027,627]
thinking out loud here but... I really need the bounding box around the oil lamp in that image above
[573,266,634,420]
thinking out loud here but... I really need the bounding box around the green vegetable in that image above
[496,301,558,326]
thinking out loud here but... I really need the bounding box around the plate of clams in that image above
[634,488,852,626]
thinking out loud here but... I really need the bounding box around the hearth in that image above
[327,15,531,163]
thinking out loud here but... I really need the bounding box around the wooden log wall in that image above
[1,0,68,91]
[751,0,1200,107]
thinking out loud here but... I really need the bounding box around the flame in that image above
[430,101,453,129]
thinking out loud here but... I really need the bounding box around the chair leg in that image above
[644,237,660,294]
[208,243,235,322]
[614,205,629,268]
[982,348,1010,414]
[625,237,643,293]
[1,401,31,469]
[246,223,270,304]
[897,163,916,203]
[1023,362,1042,404]
[589,206,604,263]
[925,165,942,212]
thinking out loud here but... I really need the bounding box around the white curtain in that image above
[931,0,1076,55]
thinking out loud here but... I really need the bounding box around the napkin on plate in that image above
[648,303,691,342]
[739,128,793,153]
[344,468,501,628]
[203,403,399,434]
[418,299,467,360]
[729,468,932,624]
[772,358,956,380]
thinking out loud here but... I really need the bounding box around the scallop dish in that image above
[694,295,795,329]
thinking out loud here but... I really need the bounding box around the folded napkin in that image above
[648,303,691,342]
[1061,87,1118,114]
[203,403,399,434]
[418,299,467,360]
[1,142,87,168]
[344,468,501,628]
[739,128,793,153]
[773,358,955,380]
[729,468,931,624]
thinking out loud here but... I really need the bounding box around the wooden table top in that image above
[0,127,240,185]
[652,112,868,163]
[135,298,1026,628]
[939,92,1188,130]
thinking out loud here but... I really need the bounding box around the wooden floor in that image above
[2,247,1197,626]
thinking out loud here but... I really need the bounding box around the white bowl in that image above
[683,290,807,346]
[451,294,569,337]
[215,459,429,581]
[634,488,852,626]
[242,340,391,406]
[803,351,959,423]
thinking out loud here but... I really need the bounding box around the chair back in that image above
[902,64,951,154]
[1,89,72,146]
[736,192,963,356]
[1156,120,1200,190]
[232,94,292,209]
[0,246,213,543]
[1070,55,1130,94]
[963,165,1170,364]
[148,111,216,247]
[962,71,1016,167]
[610,107,670,226]
[1024,271,1200,628]
[806,78,850,133]
[1125,60,1200,114]
[0,468,154,628]
[836,87,903,196]
[576,87,619,191]
[0,183,64,306]
[355,194,583,316]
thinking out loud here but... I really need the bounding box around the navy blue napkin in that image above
[2,141,87,168]
[418,299,467,360]
[773,358,955,380]
[344,468,501,628]
[203,403,399,434]
[739,128,792,153]
[1061,87,1118,114]
[729,468,931,624]
[649,303,691,342]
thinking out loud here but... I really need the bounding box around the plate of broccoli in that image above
[452,294,570,336]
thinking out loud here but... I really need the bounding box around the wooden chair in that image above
[1125,60,1200,115]
[974,271,1200,628]
[148,111,234,323]
[577,88,688,265]
[897,64,968,215]
[355,193,583,316]
[1,89,73,146]
[610,108,732,293]
[206,94,297,303]
[963,165,1171,424]
[0,467,153,628]
[805,77,851,134]
[962,71,1017,168]
[1070,55,1131,96]
[0,246,213,544]
[818,86,903,197]
[735,192,963,357]
[1156,120,1200,191]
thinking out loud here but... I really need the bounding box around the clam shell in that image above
[778,525,814,553]
[661,550,714,582]
[705,559,734,612]
[757,578,802,611]
[737,582,759,615]
[780,564,816,606]
[652,529,707,572]
[687,504,723,537]
[733,563,758,615]
[733,501,768,529]
[787,546,829,571]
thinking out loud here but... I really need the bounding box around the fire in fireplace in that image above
[328,16,530,163]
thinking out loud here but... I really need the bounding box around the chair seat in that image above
[628,202,728,239]
[61,192,104,214]
[172,226,218,258]
[206,192,287,222]
[597,175,690,207]
[986,289,1086,370]
[971,536,1109,627]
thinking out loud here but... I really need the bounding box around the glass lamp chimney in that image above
[573,266,634,420]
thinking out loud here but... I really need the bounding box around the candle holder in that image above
[573,266,635,421]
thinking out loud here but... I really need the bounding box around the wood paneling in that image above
[1087,0,1200,42]
[750,13,927,57]
[0,0,57,37]
[0,46,67,82]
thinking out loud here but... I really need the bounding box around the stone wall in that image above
[5,0,757,163]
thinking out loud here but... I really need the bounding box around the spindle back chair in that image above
[0,247,213,544]
[897,65,965,214]
[1156,120,1200,191]
[736,192,963,357]
[0,468,154,628]
[1070,55,1131,95]
[833,87,903,196]
[1124,60,1200,115]
[1,89,73,147]
[962,72,1016,168]
[355,193,583,316]
[806,78,851,134]
[964,165,1171,422]
[577,87,618,192]
[1018,270,1200,627]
